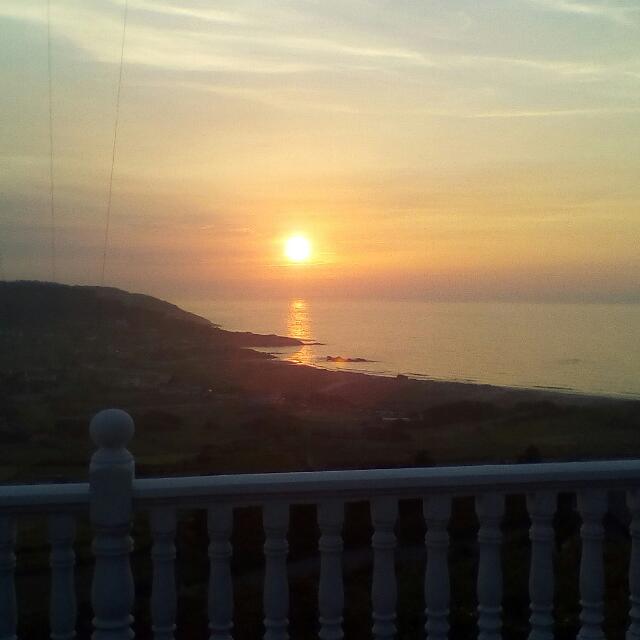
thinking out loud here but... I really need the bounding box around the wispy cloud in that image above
[471,106,640,118]
[452,54,607,77]
[124,0,248,26]
[0,1,439,76]
[0,0,633,81]
[527,0,640,26]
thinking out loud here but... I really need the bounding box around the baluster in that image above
[150,508,177,640]
[628,489,640,640]
[371,497,398,640]
[577,490,607,640]
[49,514,77,640]
[208,504,233,640]
[526,492,556,640]
[318,501,344,640]
[0,515,16,640]
[89,409,135,640]
[424,495,451,640]
[476,493,505,640]
[263,503,289,640]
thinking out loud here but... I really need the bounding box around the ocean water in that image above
[182,299,640,399]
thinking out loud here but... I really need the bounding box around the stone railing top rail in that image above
[3,459,640,512]
[0,481,89,512]
[133,459,640,506]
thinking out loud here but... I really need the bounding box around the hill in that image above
[0,281,302,347]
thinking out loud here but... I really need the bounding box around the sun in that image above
[284,235,311,262]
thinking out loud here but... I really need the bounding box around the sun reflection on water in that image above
[286,299,315,365]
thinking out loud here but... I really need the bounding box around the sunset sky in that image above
[1,0,639,302]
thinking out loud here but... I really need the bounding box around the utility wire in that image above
[46,0,57,282]
[101,0,129,286]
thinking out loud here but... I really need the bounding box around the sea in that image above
[181,299,640,399]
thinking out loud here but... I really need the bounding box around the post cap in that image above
[90,409,134,449]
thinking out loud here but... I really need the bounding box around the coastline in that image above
[188,297,640,401]
[2,281,639,485]
[252,347,640,405]
[236,351,632,412]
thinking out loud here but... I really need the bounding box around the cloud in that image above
[527,0,640,26]
[4,0,616,80]
[451,54,608,78]
[2,0,634,88]
[0,0,434,74]
[124,0,248,26]
[470,106,640,118]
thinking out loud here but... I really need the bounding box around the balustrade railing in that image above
[1,408,640,639]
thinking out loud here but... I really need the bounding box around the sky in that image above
[1,0,639,302]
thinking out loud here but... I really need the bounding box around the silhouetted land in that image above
[2,281,639,639]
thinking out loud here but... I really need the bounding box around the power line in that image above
[46,0,56,282]
[101,0,129,286]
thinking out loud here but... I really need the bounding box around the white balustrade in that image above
[577,489,607,640]
[2,409,640,640]
[318,500,344,640]
[48,513,76,640]
[208,504,233,640]
[150,507,177,640]
[526,492,556,640]
[371,497,398,640]
[263,502,289,640]
[476,493,504,640]
[89,408,135,640]
[424,494,451,640]
[0,515,16,640]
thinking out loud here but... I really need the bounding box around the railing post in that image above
[371,497,398,640]
[526,492,556,640]
[628,489,640,640]
[424,495,451,640]
[49,513,77,640]
[89,409,135,640]
[577,489,607,640]
[0,515,16,640]
[208,504,233,640]
[263,502,289,640]
[318,500,345,640]
[476,493,505,640]
[150,508,177,640]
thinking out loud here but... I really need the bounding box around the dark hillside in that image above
[0,281,301,347]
